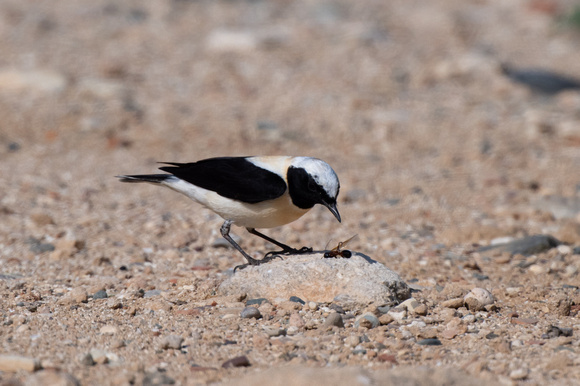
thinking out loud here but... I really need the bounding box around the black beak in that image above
[324,202,341,223]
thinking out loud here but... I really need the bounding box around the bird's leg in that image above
[220,221,279,271]
[246,228,313,258]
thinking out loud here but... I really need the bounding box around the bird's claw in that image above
[233,254,283,272]
[263,246,313,259]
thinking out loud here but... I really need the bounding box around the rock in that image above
[107,298,123,310]
[289,296,305,305]
[543,325,573,339]
[289,313,305,328]
[143,372,176,386]
[308,301,318,311]
[477,235,560,257]
[88,349,108,365]
[218,252,409,305]
[464,288,494,311]
[246,298,268,306]
[417,338,442,346]
[92,290,108,299]
[379,314,394,325]
[24,370,80,386]
[159,335,184,350]
[99,325,118,335]
[0,354,40,372]
[387,306,407,323]
[354,313,379,329]
[550,297,572,317]
[240,306,262,319]
[263,327,285,337]
[0,68,67,94]
[58,287,88,305]
[322,312,344,328]
[400,298,427,315]
[79,353,95,366]
[441,298,464,309]
[509,368,529,380]
[222,355,251,368]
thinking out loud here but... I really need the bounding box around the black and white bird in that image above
[117,156,341,269]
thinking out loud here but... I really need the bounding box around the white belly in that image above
[163,178,310,228]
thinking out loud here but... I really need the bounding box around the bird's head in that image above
[287,157,341,222]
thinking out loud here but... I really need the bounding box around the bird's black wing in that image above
[159,157,287,204]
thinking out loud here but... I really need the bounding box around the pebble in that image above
[417,338,442,346]
[160,335,184,350]
[246,298,268,306]
[477,234,560,256]
[93,290,108,299]
[509,368,529,380]
[400,298,423,315]
[0,354,41,372]
[222,355,251,368]
[289,296,305,305]
[441,298,465,309]
[99,325,118,335]
[323,312,344,328]
[379,314,394,325]
[143,372,176,386]
[264,327,286,337]
[289,313,305,328]
[355,313,379,329]
[107,298,123,310]
[89,349,108,364]
[387,306,407,322]
[308,301,318,311]
[240,307,262,319]
[463,288,494,311]
[79,353,95,366]
[462,314,476,323]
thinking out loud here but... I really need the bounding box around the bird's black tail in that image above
[116,174,171,183]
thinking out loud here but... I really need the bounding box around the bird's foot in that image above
[233,254,283,272]
[263,246,313,259]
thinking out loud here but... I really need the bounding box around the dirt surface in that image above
[2,0,580,385]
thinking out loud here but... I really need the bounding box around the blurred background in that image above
[2,0,580,268]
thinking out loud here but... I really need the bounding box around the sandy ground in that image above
[2,0,580,384]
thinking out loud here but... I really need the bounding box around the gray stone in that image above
[159,335,184,350]
[218,252,410,305]
[240,307,262,319]
[477,234,560,256]
[354,313,379,329]
[92,290,108,299]
[322,312,344,328]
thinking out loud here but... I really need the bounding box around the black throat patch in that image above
[287,166,333,209]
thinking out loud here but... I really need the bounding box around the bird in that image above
[117,156,341,269]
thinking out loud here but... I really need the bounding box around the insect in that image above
[324,234,357,259]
